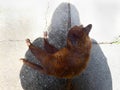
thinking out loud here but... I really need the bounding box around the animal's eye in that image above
[68,34,76,42]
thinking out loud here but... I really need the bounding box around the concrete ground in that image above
[0,41,26,90]
[0,41,120,90]
[99,44,120,90]
[0,0,120,90]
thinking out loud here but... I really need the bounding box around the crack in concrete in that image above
[44,0,50,32]
[0,40,24,42]
[92,41,120,44]
[68,2,71,29]
[0,40,119,44]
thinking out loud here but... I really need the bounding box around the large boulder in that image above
[20,3,112,90]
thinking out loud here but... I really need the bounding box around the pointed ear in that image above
[84,24,92,35]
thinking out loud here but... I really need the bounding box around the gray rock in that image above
[72,40,112,90]
[20,2,112,90]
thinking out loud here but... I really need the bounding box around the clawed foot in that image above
[44,31,48,39]
[26,38,31,46]
[20,58,28,63]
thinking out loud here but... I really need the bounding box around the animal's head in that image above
[67,24,92,48]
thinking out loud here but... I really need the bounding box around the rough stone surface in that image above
[20,38,112,90]
[20,3,112,90]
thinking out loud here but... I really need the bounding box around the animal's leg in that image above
[20,58,46,74]
[43,31,58,53]
[26,39,48,62]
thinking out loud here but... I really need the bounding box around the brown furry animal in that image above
[20,24,92,79]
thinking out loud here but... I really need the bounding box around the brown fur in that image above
[20,24,92,79]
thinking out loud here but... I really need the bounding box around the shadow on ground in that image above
[20,2,112,90]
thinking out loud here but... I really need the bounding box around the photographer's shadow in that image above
[20,2,112,90]
[72,39,112,90]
